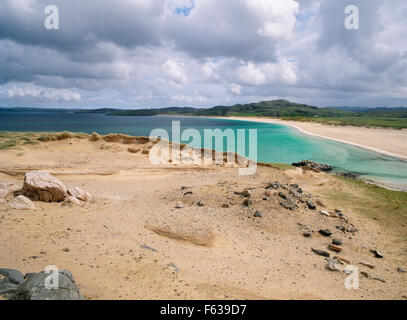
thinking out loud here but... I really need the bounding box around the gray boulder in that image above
[0,268,24,285]
[11,270,84,300]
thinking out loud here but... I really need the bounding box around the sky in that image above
[0,0,406,109]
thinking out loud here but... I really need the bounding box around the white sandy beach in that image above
[215,117,407,161]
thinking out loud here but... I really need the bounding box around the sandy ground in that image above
[0,137,406,300]
[215,117,407,161]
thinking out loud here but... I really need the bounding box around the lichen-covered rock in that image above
[9,195,36,210]
[11,270,84,300]
[67,187,92,202]
[22,171,67,202]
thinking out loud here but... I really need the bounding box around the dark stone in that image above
[11,270,84,300]
[336,226,346,233]
[292,160,332,172]
[319,229,333,237]
[397,267,406,273]
[311,248,330,257]
[280,198,298,210]
[278,192,287,200]
[288,188,302,198]
[332,239,343,246]
[371,250,384,259]
[336,172,359,180]
[254,211,263,218]
[243,198,252,207]
[0,269,24,285]
[266,182,280,189]
[306,200,317,210]
[303,232,312,238]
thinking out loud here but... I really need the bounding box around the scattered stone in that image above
[263,197,270,201]
[306,200,316,210]
[140,245,158,253]
[254,211,263,218]
[0,269,24,285]
[370,250,384,259]
[197,201,205,207]
[22,171,68,202]
[181,186,190,191]
[328,244,342,253]
[319,229,332,237]
[303,232,312,238]
[241,189,252,198]
[359,262,375,269]
[332,239,343,246]
[325,258,342,272]
[312,248,330,257]
[292,160,332,172]
[66,196,80,206]
[264,190,273,197]
[175,202,185,209]
[183,191,193,196]
[288,188,301,198]
[320,210,330,217]
[221,203,230,208]
[373,277,386,283]
[315,199,325,207]
[278,192,287,200]
[67,187,92,202]
[346,225,358,233]
[336,226,346,233]
[266,181,280,189]
[9,195,36,210]
[11,270,84,300]
[334,256,351,264]
[397,267,406,273]
[280,198,298,210]
[243,199,252,207]
[360,271,371,279]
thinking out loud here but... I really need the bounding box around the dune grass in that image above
[0,131,89,150]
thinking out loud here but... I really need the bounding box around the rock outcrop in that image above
[292,160,332,172]
[21,171,67,202]
[11,270,84,300]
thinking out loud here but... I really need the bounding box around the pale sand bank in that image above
[0,137,406,300]
[215,117,407,161]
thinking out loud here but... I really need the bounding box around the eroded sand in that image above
[0,137,406,300]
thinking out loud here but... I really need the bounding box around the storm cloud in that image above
[0,0,406,108]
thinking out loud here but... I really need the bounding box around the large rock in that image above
[0,269,24,285]
[67,187,92,202]
[11,270,84,300]
[21,171,67,202]
[292,160,332,172]
[9,195,36,210]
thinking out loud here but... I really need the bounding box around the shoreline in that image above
[211,116,407,162]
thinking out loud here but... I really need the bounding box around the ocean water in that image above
[1,110,407,191]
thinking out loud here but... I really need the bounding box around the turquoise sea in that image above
[1,110,407,191]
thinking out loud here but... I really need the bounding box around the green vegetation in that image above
[321,176,407,251]
[0,131,89,150]
[95,99,407,129]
